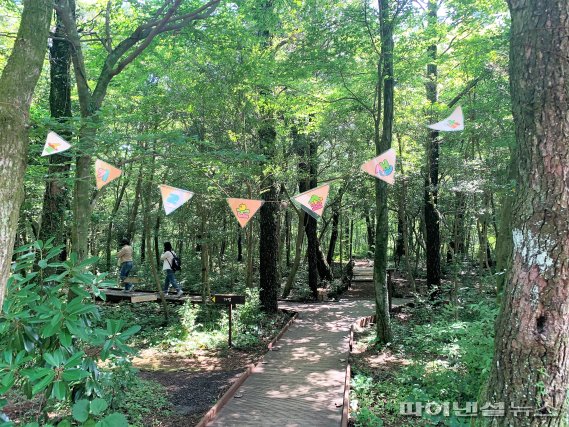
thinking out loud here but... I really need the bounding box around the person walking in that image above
[160,242,183,297]
[117,238,134,292]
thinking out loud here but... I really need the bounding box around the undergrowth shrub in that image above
[351,294,498,427]
[0,240,140,426]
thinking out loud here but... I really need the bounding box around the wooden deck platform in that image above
[97,287,203,304]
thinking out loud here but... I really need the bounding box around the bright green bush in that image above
[0,240,140,425]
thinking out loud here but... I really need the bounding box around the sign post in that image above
[210,294,246,347]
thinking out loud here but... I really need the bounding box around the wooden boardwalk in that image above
[98,288,202,304]
[206,261,379,427]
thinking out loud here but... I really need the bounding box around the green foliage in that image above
[350,295,498,427]
[0,240,139,424]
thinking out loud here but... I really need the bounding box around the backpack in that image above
[168,251,182,272]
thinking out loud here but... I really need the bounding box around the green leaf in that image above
[95,413,128,427]
[38,259,48,269]
[63,351,85,368]
[118,325,141,340]
[62,369,90,382]
[106,319,123,335]
[59,332,72,347]
[56,420,72,427]
[51,381,67,401]
[76,256,100,269]
[43,352,59,367]
[89,398,108,416]
[31,370,55,395]
[72,399,90,423]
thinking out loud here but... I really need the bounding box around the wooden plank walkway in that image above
[207,262,379,427]
[98,288,202,304]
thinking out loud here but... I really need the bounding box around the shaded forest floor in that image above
[97,300,291,427]
[349,267,498,427]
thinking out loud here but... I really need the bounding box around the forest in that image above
[0,0,567,426]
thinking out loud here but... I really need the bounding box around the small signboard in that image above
[210,294,246,347]
[211,294,246,305]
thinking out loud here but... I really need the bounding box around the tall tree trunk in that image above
[365,214,375,255]
[282,210,305,298]
[424,0,442,296]
[105,177,128,269]
[307,136,333,281]
[200,209,210,300]
[140,226,146,263]
[259,123,280,312]
[285,209,291,267]
[0,0,52,310]
[153,215,161,268]
[349,216,354,260]
[327,206,340,265]
[450,191,467,259]
[374,0,393,344]
[126,167,143,241]
[481,1,569,425]
[39,5,73,253]
[237,227,243,262]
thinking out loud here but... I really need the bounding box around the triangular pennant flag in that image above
[361,148,396,185]
[293,184,330,220]
[227,198,264,227]
[159,185,194,215]
[95,159,122,189]
[427,106,464,131]
[42,131,71,156]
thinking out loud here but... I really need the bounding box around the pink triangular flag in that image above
[361,148,396,185]
[42,131,71,156]
[293,184,330,220]
[95,159,122,189]
[227,198,264,227]
[159,185,194,215]
[427,106,464,131]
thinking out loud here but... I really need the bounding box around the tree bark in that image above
[374,0,393,344]
[282,209,305,298]
[0,0,52,310]
[327,206,340,265]
[424,0,442,296]
[259,124,280,312]
[126,167,143,241]
[237,227,243,262]
[481,1,569,425]
[365,214,375,255]
[285,209,291,267]
[39,5,74,253]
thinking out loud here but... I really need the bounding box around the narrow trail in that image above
[206,261,406,427]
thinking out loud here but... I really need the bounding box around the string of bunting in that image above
[41,107,464,227]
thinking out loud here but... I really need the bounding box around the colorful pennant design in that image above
[95,159,122,190]
[227,198,264,227]
[293,184,330,220]
[42,131,71,156]
[361,148,396,185]
[427,106,464,131]
[159,185,194,215]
